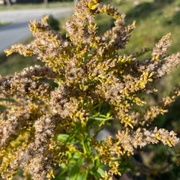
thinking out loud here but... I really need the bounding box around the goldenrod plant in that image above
[0,0,180,179]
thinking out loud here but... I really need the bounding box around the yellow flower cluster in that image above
[0,0,180,179]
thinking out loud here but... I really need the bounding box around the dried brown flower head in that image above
[0,0,180,179]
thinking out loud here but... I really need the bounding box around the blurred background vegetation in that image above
[0,0,180,179]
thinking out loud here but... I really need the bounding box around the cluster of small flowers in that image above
[0,0,179,179]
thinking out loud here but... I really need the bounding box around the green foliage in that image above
[46,15,60,31]
[0,21,11,27]
[0,0,180,179]
[118,0,180,57]
[172,11,180,25]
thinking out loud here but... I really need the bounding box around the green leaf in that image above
[57,134,69,142]
[52,163,67,180]
[97,167,105,176]
[76,170,88,180]
[89,113,112,121]
[69,157,85,180]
